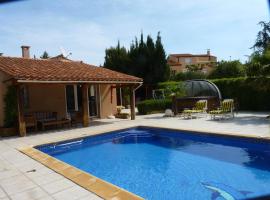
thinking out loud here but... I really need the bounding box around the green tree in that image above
[4,86,17,127]
[129,33,148,80]
[40,51,49,59]
[104,41,130,74]
[152,32,170,83]
[103,32,169,84]
[245,20,270,77]
[252,21,270,53]
[246,48,270,77]
[208,60,246,79]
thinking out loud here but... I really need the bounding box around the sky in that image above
[0,0,269,66]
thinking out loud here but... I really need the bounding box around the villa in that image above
[0,48,270,200]
[0,46,143,136]
[168,50,217,75]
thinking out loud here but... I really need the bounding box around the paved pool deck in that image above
[0,112,269,200]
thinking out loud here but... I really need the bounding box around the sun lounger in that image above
[182,100,207,119]
[209,99,234,120]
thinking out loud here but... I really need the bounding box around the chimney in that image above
[21,45,30,58]
[207,49,210,56]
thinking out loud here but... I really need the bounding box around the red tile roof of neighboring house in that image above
[0,57,142,83]
[169,53,216,58]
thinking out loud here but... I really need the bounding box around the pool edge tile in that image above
[19,147,144,200]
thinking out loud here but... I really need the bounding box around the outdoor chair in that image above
[182,100,207,119]
[70,111,83,127]
[115,106,130,119]
[209,99,234,120]
[24,114,38,131]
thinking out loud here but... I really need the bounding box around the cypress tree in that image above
[103,32,169,84]
[104,41,129,73]
[153,32,170,82]
[40,51,49,59]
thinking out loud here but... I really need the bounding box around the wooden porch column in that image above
[82,84,89,127]
[17,85,26,136]
[129,86,135,120]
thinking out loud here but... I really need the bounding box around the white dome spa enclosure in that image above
[172,80,222,114]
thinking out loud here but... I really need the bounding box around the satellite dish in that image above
[60,46,72,58]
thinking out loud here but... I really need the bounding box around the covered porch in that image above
[16,81,141,136]
[0,56,142,137]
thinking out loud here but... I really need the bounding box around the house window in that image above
[88,85,98,117]
[170,70,176,76]
[184,58,192,64]
[20,86,29,109]
[66,85,76,112]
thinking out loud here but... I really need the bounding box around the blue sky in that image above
[0,0,269,65]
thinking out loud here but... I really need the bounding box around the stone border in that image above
[19,147,143,200]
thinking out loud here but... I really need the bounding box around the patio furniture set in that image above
[177,99,235,120]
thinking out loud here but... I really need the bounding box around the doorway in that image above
[65,84,99,118]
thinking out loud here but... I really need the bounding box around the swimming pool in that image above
[36,127,270,200]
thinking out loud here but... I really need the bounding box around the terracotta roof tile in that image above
[169,53,216,58]
[0,57,142,83]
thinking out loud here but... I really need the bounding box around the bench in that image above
[25,111,71,131]
[40,118,71,131]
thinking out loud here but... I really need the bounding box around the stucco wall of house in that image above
[99,84,117,118]
[0,72,12,127]
[25,84,67,120]
[26,84,117,120]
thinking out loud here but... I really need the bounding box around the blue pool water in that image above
[37,127,270,200]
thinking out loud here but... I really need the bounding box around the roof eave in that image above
[16,80,143,84]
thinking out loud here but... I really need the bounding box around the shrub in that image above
[137,99,172,114]
[157,81,179,89]
[211,77,270,110]
[4,86,17,127]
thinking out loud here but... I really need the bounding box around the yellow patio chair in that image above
[209,99,234,120]
[182,100,207,119]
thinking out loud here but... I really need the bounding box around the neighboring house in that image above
[0,46,142,136]
[168,50,217,75]
[49,54,72,61]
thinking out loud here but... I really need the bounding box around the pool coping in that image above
[18,125,270,200]
[20,146,144,200]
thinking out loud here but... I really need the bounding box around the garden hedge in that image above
[137,99,172,114]
[211,77,270,111]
